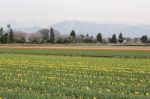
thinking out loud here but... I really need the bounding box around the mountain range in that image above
[1,20,150,38]
[52,21,150,38]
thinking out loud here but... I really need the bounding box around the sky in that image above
[0,0,150,26]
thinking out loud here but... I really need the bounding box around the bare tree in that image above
[29,32,43,43]
[13,31,27,43]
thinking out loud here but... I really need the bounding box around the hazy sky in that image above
[0,0,150,25]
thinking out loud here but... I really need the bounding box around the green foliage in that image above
[9,29,14,43]
[2,34,9,43]
[0,48,150,58]
[110,34,117,43]
[0,25,14,43]
[70,30,76,39]
[96,33,102,43]
[0,28,3,43]
[118,33,123,43]
[141,35,148,43]
[69,30,76,43]
[0,54,150,98]
[49,28,55,43]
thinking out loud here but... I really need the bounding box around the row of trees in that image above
[0,25,150,44]
[97,33,126,43]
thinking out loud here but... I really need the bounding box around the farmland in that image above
[0,45,150,99]
[0,45,150,58]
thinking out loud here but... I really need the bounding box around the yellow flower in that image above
[106,89,111,92]
[93,96,96,99]
[86,87,90,90]
[134,92,139,95]
[146,93,149,96]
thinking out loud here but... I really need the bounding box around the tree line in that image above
[0,25,150,44]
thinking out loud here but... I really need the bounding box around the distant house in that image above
[102,38,109,44]
[123,38,134,44]
[134,38,141,44]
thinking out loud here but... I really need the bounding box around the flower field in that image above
[0,51,150,99]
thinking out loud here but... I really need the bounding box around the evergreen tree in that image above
[70,30,76,39]
[96,33,102,43]
[70,30,76,43]
[111,34,117,43]
[6,24,14,43]
[9,28,14,43]
[0,28,3,43]
[3,34,8,44]
[141,35,148,43]
[50,27,55,43]
[86,34,89,38]
[0,28,2,37]
[118,33,123,43]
